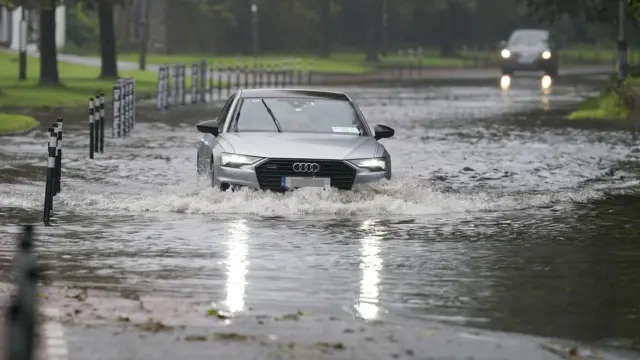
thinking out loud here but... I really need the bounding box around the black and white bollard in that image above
[5,224,39,360]
[89,97,95,159]
[226,65,232,96]
[123,82,129,136]
[200,60,207,103]
[234,63,241,91]
[43,128,56,225]
[113,80,122,138]
[156,65,168,110]
[55,117,62,194]
[129,78,136,131]
[217,64,223,101]
[51,123,59,196]
[180,64,186,105]
[172,64,180,106]
[244,63,249,89]
[190,62,198,104]
[93,98,100,154]
[99,93,105,152]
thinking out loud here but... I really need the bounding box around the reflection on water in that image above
[500,75,511,91]
[355,219,384,320]
[541,74,552,90]
[224,219,249,313]
[541,93,550,111]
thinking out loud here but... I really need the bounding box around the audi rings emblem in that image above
[292,162,320,173]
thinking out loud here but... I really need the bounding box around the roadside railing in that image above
[41,77,137,225]
[154,58,313,109]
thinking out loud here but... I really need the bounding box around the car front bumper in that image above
[500,57,556,72]
[216,159,390,192]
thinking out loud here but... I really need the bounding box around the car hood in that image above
[223,132,381,159]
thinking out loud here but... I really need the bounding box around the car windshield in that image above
[508,30,548,46]
[233,97,365,135]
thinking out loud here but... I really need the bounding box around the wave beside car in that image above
[195,89,394,192]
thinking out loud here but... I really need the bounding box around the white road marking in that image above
[42,307,68,360]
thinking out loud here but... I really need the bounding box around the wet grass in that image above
[0,113,40,134]
[568,78,636,122]
[0,52,157,109]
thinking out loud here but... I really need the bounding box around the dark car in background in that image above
[499,29,559,77]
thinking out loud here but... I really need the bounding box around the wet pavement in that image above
[1,76,640,359]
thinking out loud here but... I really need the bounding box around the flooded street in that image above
[1,77,640,359]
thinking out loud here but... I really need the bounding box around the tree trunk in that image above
[98,0,118,79]
[38,0,60,86]
[318,0,331,58]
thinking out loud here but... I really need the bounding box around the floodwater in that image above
[1,76,640,358]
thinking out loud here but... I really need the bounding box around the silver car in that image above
[195,89,395,192]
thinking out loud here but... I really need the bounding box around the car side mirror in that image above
[374,124,394,140]
[196,119,219,136]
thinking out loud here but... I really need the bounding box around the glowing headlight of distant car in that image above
[220,153,262,168]
[349,158,386,171]
[501,49,511,58]
[541,50,551,59]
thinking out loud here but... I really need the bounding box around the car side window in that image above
[217,94,236,132]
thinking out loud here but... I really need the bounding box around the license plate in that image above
[281,176,330,189]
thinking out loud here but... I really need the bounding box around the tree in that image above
[96,0,118,78]
[38,0,60,85]
[0,0,61,86]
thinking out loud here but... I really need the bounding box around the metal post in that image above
[99,94,105,152]
[6,225,39,360]
[51,124,59,197]
[113,80,122,138]
[55,118,62,194]
[18,7,27,81]
[200,60,207,103]
[89,98,95,159]
[43,128,55,224]
[93,96,100,152]
[617,0,628,85]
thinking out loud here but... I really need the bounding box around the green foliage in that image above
[64,2,99,53]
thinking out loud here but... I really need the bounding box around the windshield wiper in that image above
[261,99,282,132]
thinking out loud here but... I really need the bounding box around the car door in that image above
[198,94,236,166]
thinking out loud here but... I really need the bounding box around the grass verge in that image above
[0,113,40,134]
[0,52,158,109]
[567,78,637,121]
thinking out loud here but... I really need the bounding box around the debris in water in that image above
[206,308,229,319]
[213,332,254,341]
[135,319,174,333]
[184,335,208,342]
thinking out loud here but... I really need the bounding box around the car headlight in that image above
[541,50,551,59]
[501,49,511,58]
[349,158,386,171]
[220,153,262,168]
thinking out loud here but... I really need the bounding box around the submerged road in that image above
[1,77,640,359]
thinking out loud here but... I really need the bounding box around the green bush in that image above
[64,3,99,54]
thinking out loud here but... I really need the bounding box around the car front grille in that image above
[255,159,356,191]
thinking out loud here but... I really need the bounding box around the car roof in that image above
[238,88,350,100]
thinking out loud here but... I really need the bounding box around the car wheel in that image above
[197,153,206,176]
[209,156,231,191]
